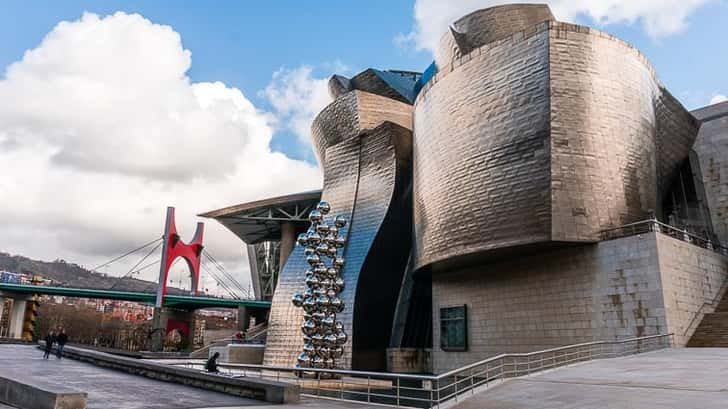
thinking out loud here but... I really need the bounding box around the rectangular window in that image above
[440,305,467,351]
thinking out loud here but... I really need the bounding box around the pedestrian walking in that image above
[43,330,55,359]
[56,328,68,359]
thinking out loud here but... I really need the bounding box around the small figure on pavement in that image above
[43,330,55,359]
[205,352,220,373]
[56,328,68,359]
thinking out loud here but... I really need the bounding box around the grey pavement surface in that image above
[0,344,265,409]
[454,348,728,409]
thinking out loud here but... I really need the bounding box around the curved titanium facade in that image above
[413,19,698,271]
[436,4,554,66]
[310,90,412,165]
[264,91,413,370]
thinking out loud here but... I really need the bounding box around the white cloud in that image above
[0,12,322,295]
[261,65,332,147]
[400,0,712,53]
[710,94,728,105]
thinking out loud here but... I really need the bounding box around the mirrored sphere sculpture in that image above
[291,201,348,369]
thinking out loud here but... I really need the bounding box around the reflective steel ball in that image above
[315,243,329,255]
[309,209,323,223]
[335,236,346,248]
[316,295,330,307]
[304,275,319,288]
[316,201,331,214]
[333,257,345,268]
[322,315,335,327]
[307,232,322,246]
[306,254,321,266]
[334,215,346,228]
[297,352,311,365]
[291,293,304,307]
[316,224,330,235]
[297,233,308,246]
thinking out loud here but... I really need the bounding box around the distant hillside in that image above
[0,251,186,295]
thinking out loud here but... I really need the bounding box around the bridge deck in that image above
[453,348,728,409]
[0,283,270,309]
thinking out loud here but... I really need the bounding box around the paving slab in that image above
[0,345,264,409]
[454,348,728,409]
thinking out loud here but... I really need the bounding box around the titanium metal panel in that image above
[436,4,554,66]
[264,92,413,369]
[413,28,552,271]
[413,20,699,271]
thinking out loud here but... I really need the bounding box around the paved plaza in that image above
[2,344,728,408]
[0,344,264,409]
[454,348,728,409]
[0,344,379,409]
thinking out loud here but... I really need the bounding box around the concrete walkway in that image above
[0,344,264,409]
[454,348,728,409]
[0,344,380,409]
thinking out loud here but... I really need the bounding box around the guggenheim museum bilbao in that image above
[202,4,728,373]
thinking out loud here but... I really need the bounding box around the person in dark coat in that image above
[205,352,220,373]
[56,328,68,359]
[43,330,55,359]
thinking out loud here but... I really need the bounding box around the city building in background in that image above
[204,4,728,373]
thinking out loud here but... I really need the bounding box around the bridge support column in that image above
[237,306,251,331]
[8,299,27,339]
[151,307,195,352]
[279,222,296,269]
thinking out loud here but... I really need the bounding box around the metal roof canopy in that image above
[198,190,322,244]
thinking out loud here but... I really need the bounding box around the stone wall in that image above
[657,233,728,345]
[430,232,728,372]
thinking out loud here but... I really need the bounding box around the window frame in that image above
[439,304,468,352]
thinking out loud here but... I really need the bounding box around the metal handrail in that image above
[600,219,728,254]
[173,333,674,408]
[683,277,728,337]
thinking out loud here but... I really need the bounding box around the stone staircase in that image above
[688,288,728,347]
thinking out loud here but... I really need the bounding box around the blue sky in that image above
[0,1,726,288]
[3,1,725,162]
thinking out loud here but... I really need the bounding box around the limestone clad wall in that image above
[656,233,728,346]
[431,232,728,373]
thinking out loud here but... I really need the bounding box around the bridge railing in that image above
[173,333,673,408]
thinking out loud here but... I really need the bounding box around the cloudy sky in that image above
[1,0,726,295]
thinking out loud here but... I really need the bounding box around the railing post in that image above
[367,376,371,404]
[471,367,475,394]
